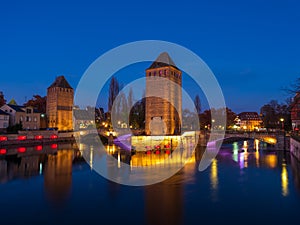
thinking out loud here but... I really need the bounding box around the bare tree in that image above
[127,87,134,109]
[283,77,300,94]
[194,95,201,115]
[108,76,119,112]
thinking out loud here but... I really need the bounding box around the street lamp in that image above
[280,118,286,151]
[280,118,284,131]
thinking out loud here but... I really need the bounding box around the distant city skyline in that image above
[1,0,300,113]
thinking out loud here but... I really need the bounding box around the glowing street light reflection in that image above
[210,159,218,190]
[281,163,289,197]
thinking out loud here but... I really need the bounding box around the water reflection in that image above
[281,162,289,197]
[145,173,183,225]
[0,139,300,220]
[44,148,73,204]
[210,159,218,201]
[0,143,83,205]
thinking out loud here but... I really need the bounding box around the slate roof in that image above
[7,104,25,112]
[0,109,9,115]
[4,104,41,113]
[238,112,261,121]
[73,109,94,120]
[48,76,73,89]
[147,52,179,70]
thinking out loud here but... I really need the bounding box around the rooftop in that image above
[147,52,179,70]
[0,109,9,115]
[48,75,73,89]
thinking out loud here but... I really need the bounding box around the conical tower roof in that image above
[48,75,73,89]
[147,52,179,70]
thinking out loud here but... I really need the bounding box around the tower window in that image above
[154,71,156,76]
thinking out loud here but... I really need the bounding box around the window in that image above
[26,116,31,122]
[26,108,32,114]
[149,72,151,76]
[20,116,23,121]
[34,117,37,122]
[9,109,12,112]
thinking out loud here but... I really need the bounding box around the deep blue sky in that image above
[1,0,300,113]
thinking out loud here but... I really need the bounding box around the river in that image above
[0,140,300,225]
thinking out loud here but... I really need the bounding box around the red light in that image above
[50,134,58,139]
[35,135,43,140]
[165,150,171,155]
[51,143,58,149]
[18,147,26,153]
[17,136,27,141]
[146,150,151,155]
[0,136,8,141]
[0,149,7,154]
[155,150,160,155]
[35,145,43,151]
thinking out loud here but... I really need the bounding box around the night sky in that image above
[1,0,300,113]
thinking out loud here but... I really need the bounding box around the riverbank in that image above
[290,135,300,161]
[0,130,75,147]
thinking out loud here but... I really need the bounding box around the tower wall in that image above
[145,66,182,135]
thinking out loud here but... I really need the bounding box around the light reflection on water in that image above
[0,140,300,224]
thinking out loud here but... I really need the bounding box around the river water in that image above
[0,140,300,225]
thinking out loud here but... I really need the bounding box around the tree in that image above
[260,100,291,130]
[0,91,6,107]
[226,107,237,129]
[24,95,47,113]
[127,87,134,109]
[194,95,201,115]
[283,77,300,94]
[108,76,119,112]
[129,98,145,129]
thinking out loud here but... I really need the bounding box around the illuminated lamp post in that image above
[280,118,286,151]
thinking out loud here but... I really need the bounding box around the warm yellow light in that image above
[265,155,277,168]
[210,159,218,190]
[281,163,289,197]
[280,118,284,122]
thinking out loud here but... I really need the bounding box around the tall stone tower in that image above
[46,76,74,131]
[145,52,182,135]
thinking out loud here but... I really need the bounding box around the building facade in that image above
[46,76,74,131]
[0,109,9,130]
[236,112,262,131]
[0,104,41,130]
[290,92,300,130]
[145,52,182,135]
[73,107,95,130]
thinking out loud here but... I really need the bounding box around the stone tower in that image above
[145,52,182,135]
[46,76,74,131]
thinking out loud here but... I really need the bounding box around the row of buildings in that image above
[0,76,97,132]
[1,52,300,133]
